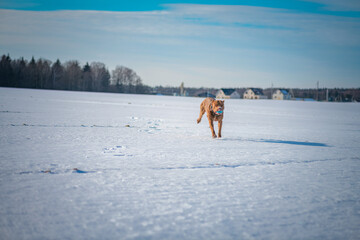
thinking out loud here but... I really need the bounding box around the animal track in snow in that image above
[102,145,133,157]
[129,117,163,134]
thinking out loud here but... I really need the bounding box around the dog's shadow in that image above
[220,137,330,147]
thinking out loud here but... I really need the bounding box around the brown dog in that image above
[197,98,225,138]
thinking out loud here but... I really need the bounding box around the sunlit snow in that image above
[1,88,359,239]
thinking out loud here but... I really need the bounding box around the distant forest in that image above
[0,54,149,94]
[0,54,359,102]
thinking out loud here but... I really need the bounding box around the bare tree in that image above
[37,58,52,89]
[91,62,110,92]
[63,61,82,90]
[112,66,143,93]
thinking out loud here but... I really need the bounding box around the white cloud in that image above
[137,62,275,88]
[0,5,359,88]
[1,5,358,48]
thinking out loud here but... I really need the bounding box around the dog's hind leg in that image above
[197,104,205,124]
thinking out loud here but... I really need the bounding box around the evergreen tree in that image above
[51,59,64,90]
[11,57,27,87]
[82,62,92,91]
[26,57,38,88]
[0,54,14,87]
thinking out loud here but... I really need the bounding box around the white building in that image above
[243,88,267,99]
[216,89,240,99]
[272,89,292,100]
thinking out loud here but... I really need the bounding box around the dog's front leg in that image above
[218,120,222,138]
[208,119,217,138]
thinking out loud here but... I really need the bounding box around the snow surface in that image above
[0,87,359,240]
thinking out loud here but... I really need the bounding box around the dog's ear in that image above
[222,100,225,103]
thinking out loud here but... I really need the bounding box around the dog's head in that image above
[212,100,225,115]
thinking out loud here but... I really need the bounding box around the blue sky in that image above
[1,0,359,88]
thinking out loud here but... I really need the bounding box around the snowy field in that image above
[0,87,359,240]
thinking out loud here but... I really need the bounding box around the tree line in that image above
[1,54,358,101]
[0,54,149,94]
[152,87,359,102]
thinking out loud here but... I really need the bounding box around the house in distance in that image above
[272,89,292,100]
[243,88,268,99]
[216,88,241,99]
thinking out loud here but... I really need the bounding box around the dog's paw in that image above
[212,134,217,138]
[197,119,201,124]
